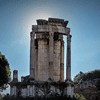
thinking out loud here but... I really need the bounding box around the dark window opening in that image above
[35,39,38,49]
[54,33,59,41]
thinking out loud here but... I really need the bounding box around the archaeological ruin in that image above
[10,18,74,97]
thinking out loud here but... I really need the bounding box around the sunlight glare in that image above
[24,10,54,44]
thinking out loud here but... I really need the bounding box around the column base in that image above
[64,80,74,97]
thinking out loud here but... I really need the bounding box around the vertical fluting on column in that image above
[30,32,35,78]
[35,47,38,80]
[66,34,72,80]
[54,40,61,81]
[49,32,54,80]
[37,39,49,81]
[60,41,64,81]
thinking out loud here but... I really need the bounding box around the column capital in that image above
[67,34,72,38]
[67,34,72,42]
[30,32,35,39]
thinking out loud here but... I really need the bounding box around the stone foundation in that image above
[10,80,74,97]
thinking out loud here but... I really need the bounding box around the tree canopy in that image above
[74,70,100,91]
[0,52,11,91]
[74,70,100,84]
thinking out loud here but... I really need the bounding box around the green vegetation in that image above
[0,94,3,100]
[74,70,100,92]
[96,79,100,91]
[74,70,100,84]
[74,93,86,100]
[0,52,11,91]
[74,71,84,84]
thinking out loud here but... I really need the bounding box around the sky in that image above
[0,0,100,94]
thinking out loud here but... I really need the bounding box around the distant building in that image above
[10,18,74,97]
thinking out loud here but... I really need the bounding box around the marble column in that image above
[60,41,64,81]
[66,34,72,80]
[32,85,35,96]
[35,49,38,80]
[27,85,30,96]
[10,86,13,96]
[30,32,35,78]
[13,86,17,96]
[49,32,54,80]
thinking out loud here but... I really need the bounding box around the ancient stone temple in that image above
[10,18,74,97]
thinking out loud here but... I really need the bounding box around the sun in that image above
[23,10,55,42]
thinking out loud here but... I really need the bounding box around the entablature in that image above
[32,25,70,36]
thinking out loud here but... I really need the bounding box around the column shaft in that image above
[66,35,72,80]
[30,32,35,78]
[60,41,64,81]
[49,32,54,79]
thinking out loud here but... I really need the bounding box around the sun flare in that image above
[24,10,54,42]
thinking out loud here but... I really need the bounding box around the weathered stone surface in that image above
[30,19,68,82]
[37,39,49,81]
[10,18,73,97]
[21,88,27,97]
[10,86,17,96]
[66,35,72,80]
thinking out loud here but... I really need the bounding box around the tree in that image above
[0,52,11,91]
[0,94,3,100]
[74,71,84,84]
[74,70,100,83]
[96,79,100,91]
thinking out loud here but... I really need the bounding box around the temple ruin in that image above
[10,18,74,97]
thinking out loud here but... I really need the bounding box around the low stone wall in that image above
[3,95,77,100]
